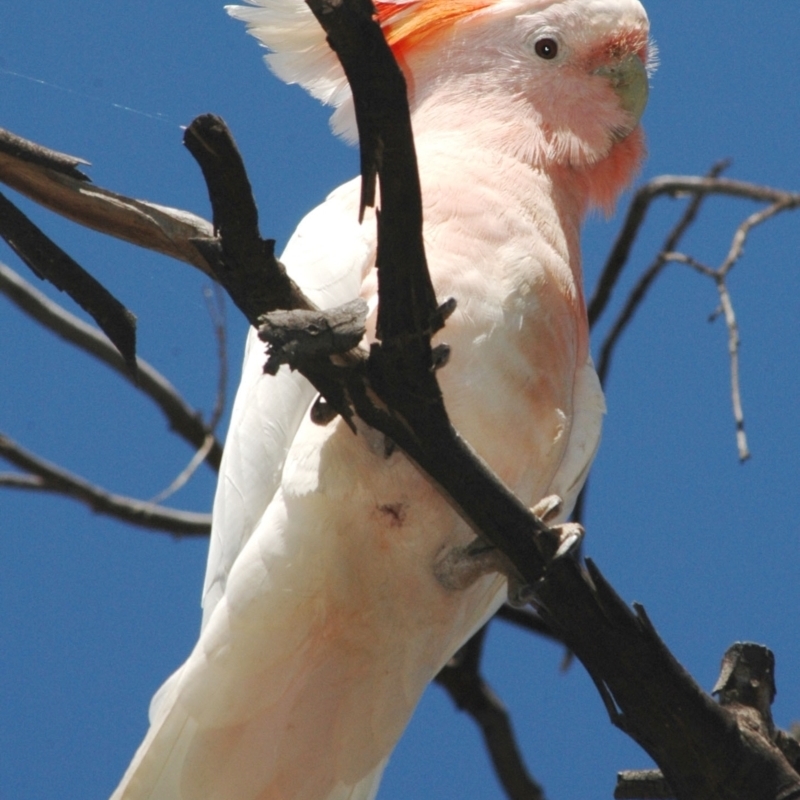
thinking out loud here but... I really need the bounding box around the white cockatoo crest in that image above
[228,0,655,210]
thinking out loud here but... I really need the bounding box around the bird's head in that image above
[229,0,653,209]
[377,0,654,210]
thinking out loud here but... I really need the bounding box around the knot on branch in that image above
[258,298,368,375]
[615,641,800,799]
[713,642,776,730]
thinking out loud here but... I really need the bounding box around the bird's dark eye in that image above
[534,37,559,60]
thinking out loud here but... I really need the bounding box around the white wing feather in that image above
[201,179,372,630]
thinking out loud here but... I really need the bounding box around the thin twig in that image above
[436,628,547,800]
[204,283,228,432]
[0,432,210,534]
[150,285,229,503]
[0,472,48,490]
[719,200,798,276]
[587,174,800,328]
[574,163,728,523]
[662,198,799,463]
[718,277,749,461]
[150,433,217,504]
[0,261,223,471]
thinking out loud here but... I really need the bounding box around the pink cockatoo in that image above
[112,0,652,798]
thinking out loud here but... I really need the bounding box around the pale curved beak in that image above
[593,53,649,139]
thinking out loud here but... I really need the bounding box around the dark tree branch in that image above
[304,0,440,341]
[183,115,313,324]
[0,261,223,472]
[0,432,211,535]
[435,627,547,800]
[533,560,800,800]
[0,127,216,276]
[615,642,800,799]
[0,190,137,370]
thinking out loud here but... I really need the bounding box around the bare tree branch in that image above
[594,161,730,383]
[0,126,215,275]
[663,198,799,462]
[587,175,800,328]
[0,190,137,369]
[0,261,223,471]
[573,162,730,523]
[0,432,211,534]
[0,126,91,180]
[572,168,800,520]
[150,285,229,502]
[435,627,547,800]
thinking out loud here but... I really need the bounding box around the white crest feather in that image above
[227,0,362,139]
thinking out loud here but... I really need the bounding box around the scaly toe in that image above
[531,494,563,523]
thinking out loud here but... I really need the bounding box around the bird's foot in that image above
[507,495,584,606]
[531,494,563,523]
[434,538,514,592]
[529,494,584,558]
[507,520,584,606]
[433,494,584,606]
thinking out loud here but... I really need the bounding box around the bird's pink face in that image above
[378,0,654,209]
[515,2,651,155]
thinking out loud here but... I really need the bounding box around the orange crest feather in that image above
[374,0,491,58]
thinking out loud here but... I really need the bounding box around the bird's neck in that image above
[409,79,644,217]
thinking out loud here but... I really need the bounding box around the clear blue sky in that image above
[2,2,799,798]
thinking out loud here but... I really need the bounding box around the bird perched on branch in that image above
[112,0,652,797]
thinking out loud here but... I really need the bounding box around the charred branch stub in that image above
[258,299,369,375]
[614,643,800,800]
[183,115,313,326]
